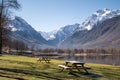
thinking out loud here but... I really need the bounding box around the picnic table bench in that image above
[58,60,91,74]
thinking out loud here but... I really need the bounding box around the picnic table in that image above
[58,60,90,74]
[33,52,59,63]
[37,56,51,63]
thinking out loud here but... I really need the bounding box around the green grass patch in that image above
[0,54,120,80]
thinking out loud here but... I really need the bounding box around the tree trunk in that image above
[0,0,3,54]
[0,26,2,54]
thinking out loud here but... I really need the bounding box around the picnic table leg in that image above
[47,58,50,63]
[74,64,81,72]
[45,58,50,63]
[65,62,69,66]
[59,68,64,72]
[68,67,73,74]
[81,64,88,73]
[43,58,46,62]
[47,60,50,63]
[46,59,49,63]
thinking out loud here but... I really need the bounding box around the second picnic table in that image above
[37,56,51,63]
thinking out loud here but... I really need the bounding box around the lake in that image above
[58,53,120,65]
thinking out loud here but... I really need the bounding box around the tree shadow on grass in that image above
[69,71,104,78]
[0,72,25,80]
[0,59,38,69]
[0,67,62,80]
[83,72,104,78]
[1,59,34,66]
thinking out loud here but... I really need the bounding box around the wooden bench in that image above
[58,65,71,69]
[58,65,72,72]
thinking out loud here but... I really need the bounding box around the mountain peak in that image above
[79,9,120,31]
[94,8,111,16]
[103,8,110,11]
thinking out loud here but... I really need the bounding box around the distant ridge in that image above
[59,15,120,49]
[58,8,120,48]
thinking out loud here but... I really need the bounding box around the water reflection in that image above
[58,54,120,65]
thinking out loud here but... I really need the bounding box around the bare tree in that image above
[0,0,21,54]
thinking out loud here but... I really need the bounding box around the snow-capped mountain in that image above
[40,23,80,46]
[39,30,57,40]
[40,23,80,41]
[78,8,120,31]
[9,16,49,49]
[55,23,80,41]
[40,9,120,43]
[40,9,120,46]
[59,9,120,48]
[60,15,120,49]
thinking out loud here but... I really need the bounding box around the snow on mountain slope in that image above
[39,30,57,40]
[40,23,80,41]
[40,23,80,46]
[79,8,120,31]
[41,9,120,42]
[59,9,120,48]
[9,16,48,46]
[57,23,80,39]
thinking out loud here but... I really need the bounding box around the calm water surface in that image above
[58,54,120,65]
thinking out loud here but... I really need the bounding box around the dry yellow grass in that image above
[0,54,120,80]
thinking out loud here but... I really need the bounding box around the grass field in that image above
[0,54,120,80]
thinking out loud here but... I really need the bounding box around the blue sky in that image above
[16,0,120,32]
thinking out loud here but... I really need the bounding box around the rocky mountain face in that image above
[40,23,80,46]
[9,16,49,49]
[40,9,120,47]
[59,15,120,49]
[77,8,120,31]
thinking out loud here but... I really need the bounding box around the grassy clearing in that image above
[0,54,120,80]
